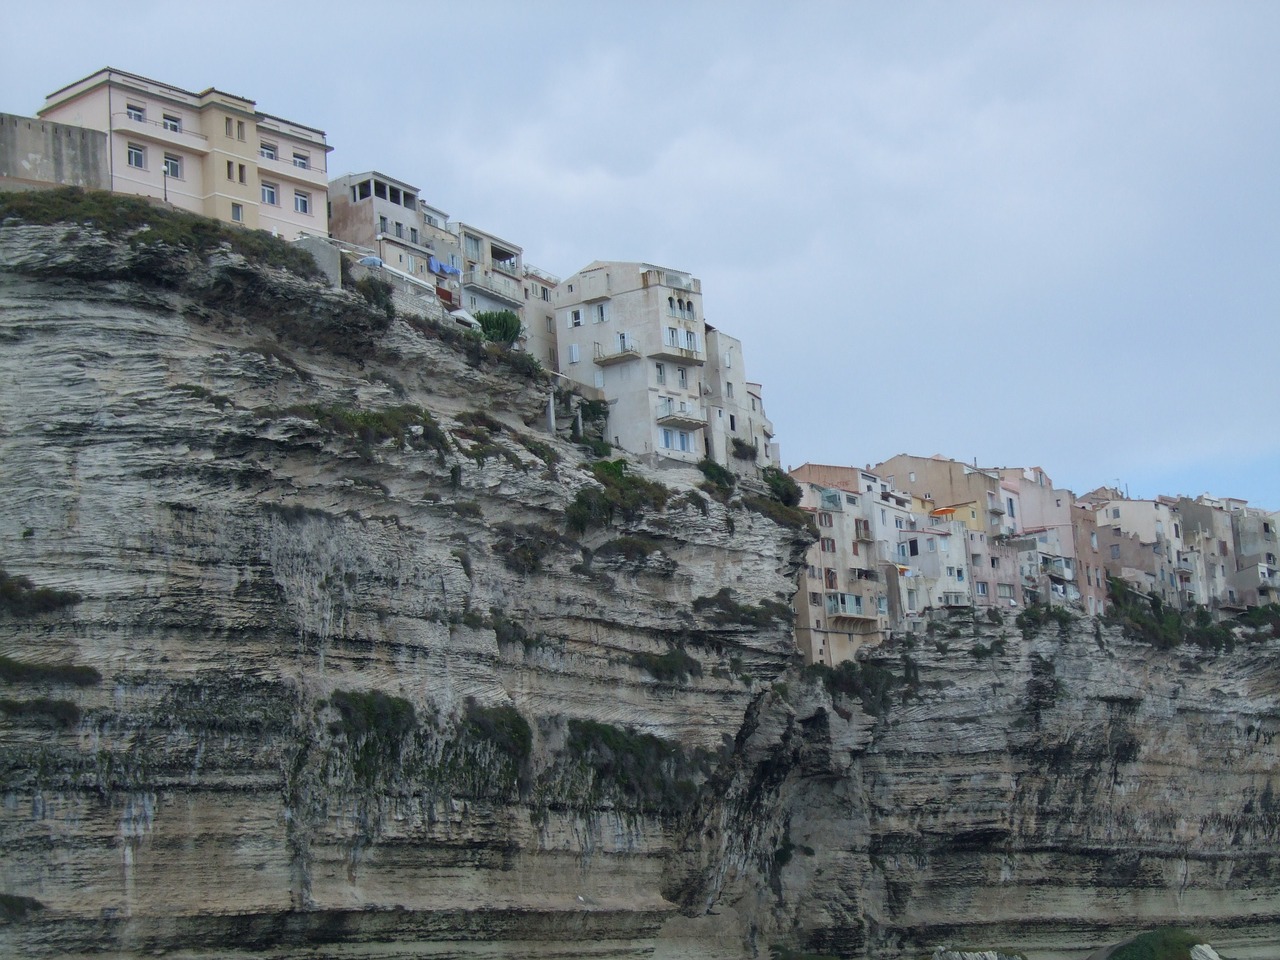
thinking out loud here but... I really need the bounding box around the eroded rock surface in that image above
[2,224,1278,959]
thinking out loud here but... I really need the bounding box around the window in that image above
[162,114,181,132]
[238,164,246,184]
[126,103,145,122]
[569,309,582,327]
[845,494,858,506]
[594,303,607,323]
[1091,532,1098,550]
[231,203,243,223]
[820,537,836,553]
[465,234,482,259]
[878,596,887,614]
[678,431,692,452]
[163,154,181,178]
[1112,508,1121,519]
[236,120,245,140]
[227,160,235,180]
[394,222,404,238]
[655,363,665,384]
[990,557,1000,569]
[908,539,919,556]
[907,589,918,611]
[259,143,277,160]
[894,517,905,529]
[729,413,736,431]
[661,428,674,449]
[593,371,605,389]
[927,539,937,552]
[225,117,233,137]
[410,228,419,245]
[824,568,839,589]
[678,367,688,388]
[665,326,679,347]
[294,191,310,214]
[809,592,822,606]
[568,343,580,364]
[292,152,309,169]
[127,143,145,168]
[818,513,834,528]
[541,287,550,301]
[976,581,989,597]
[685,329,697,351]
[1111,544,1121,560]
[726,382,734,398]
[378,215,388,233]
[261,182,278,205]
[997,583,1015,599]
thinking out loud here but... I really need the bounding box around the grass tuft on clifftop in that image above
[0,186,324,279]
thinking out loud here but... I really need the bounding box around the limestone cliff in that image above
[1,218,1278,959]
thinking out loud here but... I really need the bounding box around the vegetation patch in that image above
[352,275,395,319]
[0,697,81,728]
[0,568,81,616]
[805,659,902,719]
[277,404,450,463]
[1015,603,1076,639]
[1108,927,1203,960]
[972,636,1009,660]
[731,437,759,461]
[328,689,416,787]
[0,892,45,924]
[455,410,505,434]
[698,459,736,498]
[693,587,792,628]
[0,186,323,278]
[742,494,817,535]
[560,718,709,813]
[474,309,521,345]
[463,699,532,764]
[595,536,666,562]
[493,522,571,575]
[1106,578,1239,652]
[174,382,233,409]
[565,459,670,534]
[516,436,560,472]
[0,655,100,686]
[633,647,702,683]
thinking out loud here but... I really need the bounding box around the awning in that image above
[930,507,957,516]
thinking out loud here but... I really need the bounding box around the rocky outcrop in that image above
[2,222,1278,959]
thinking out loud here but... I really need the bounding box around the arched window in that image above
[668,297,676,316]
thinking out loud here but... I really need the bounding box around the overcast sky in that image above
[5,2,1278,508]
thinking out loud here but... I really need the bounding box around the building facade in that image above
[38,68,330,238]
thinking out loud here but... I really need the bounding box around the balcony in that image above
[594,339,641,366]
[827,593,877,621]
[647,343,704,365]
[655,400,706,431]
[491,257,522,279]
[854,522,875,542]
[112,112,209,154]
[462,270,523,307]
[850,568,880,582]
[256,151,329,188]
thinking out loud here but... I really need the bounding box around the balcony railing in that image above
[655,400,706,430]
[647,343,704,365]
[594,339,641,366]
[462,270,524,306]
[112,112,209,154]
[256,152,328,187]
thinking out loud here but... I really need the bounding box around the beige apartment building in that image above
[554,261,761,466]
[458,223,525,320]
[327,171,462,312]
[38,68,330,238]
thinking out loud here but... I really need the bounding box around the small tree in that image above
[474,309,522,346]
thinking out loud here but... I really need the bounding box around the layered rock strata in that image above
[2,223,1279,959]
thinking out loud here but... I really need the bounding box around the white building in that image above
[553,260,773,466]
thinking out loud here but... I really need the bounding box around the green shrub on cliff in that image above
[565,460,670,534]
[0,568,81,617]
[329,689,416,786]
[562,719,707,812]
[1109,927,1203,960]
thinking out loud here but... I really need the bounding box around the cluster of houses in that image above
[4,68,1275,671]
[788,455,1278,665]
[0,67,778,477]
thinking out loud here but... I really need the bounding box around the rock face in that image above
[1,223,1279,959]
